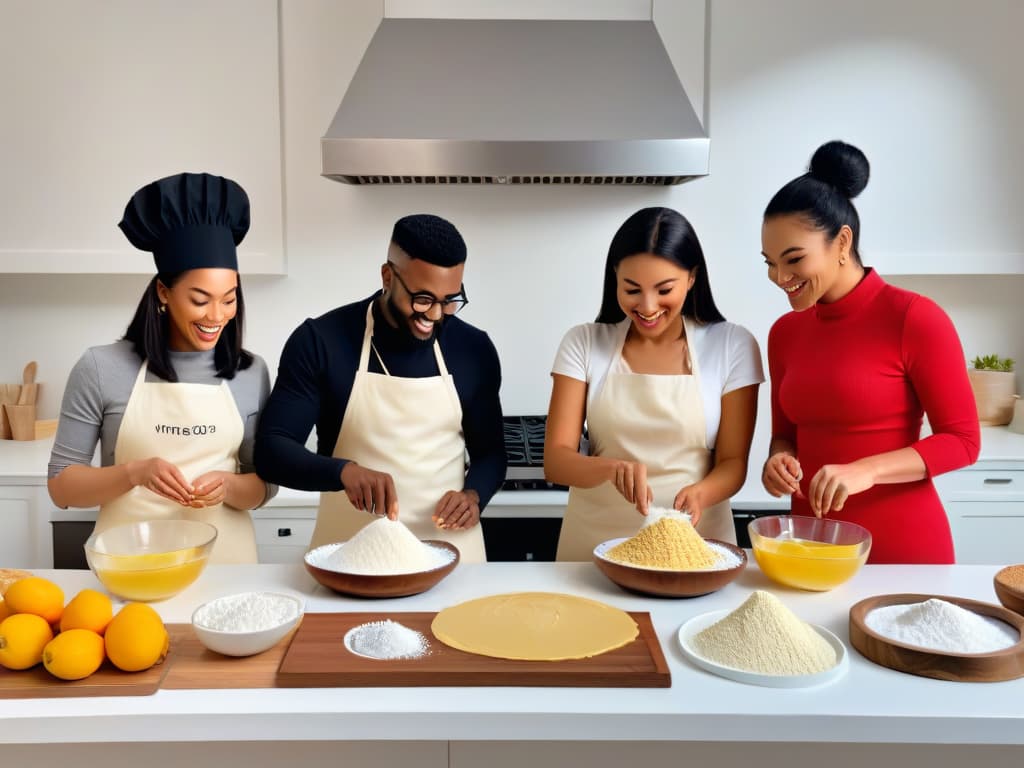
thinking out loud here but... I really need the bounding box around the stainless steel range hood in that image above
[321,18,708,185]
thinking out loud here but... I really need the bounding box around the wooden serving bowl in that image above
[593,538,746,598]
[304,540,460,598]
[849,593,1024,682]
[994,565,1024,616]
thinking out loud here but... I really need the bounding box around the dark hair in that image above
[122,272,253,382]
[596,207,725,324]
[764,140,870,265]
[391,213,466,267]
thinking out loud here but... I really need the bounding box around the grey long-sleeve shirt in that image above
[48,340,276,505]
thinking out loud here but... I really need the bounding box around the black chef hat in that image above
[390,214,466,267]
[118,172,250,274]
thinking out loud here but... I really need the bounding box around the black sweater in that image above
[254,293,506,509]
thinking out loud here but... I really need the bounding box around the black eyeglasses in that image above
[387,261,469,315]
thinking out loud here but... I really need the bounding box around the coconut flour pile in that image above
[313,518,454,575]
[608,517,738,570]
[865,598,1019,653]
[692,590,837,675]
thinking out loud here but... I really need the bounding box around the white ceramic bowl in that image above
[191,591,304,657]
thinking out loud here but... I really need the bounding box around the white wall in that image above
[2,0,1022,500]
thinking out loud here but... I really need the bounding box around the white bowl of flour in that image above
[191,591,304,657]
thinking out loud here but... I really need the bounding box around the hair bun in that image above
[808,141,870,199]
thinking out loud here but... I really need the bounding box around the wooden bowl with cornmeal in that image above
[593,538,747,598]
[994,565,1024,616]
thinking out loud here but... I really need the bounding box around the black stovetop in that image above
[500,415,567,492]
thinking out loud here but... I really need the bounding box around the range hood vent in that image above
[343,175,689,186]
[322,19,708,186]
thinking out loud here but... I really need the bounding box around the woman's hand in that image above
[611,459,653,515]
[762,452,804,498]
[126,458,193,506]
[808,462,876,517]
[190,471,230,508]
[673,484,705,528]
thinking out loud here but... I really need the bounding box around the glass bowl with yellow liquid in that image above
[749,515,871,592]
[85,520,217,602]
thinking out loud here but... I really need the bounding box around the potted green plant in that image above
[968,355,1017,426]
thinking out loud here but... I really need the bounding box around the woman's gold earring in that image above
[158,303,167,314]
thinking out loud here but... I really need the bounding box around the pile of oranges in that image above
[0,576,169,680]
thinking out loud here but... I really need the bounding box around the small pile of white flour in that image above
[345,620,429,660]
[641,506,692,529]
[313,518,454,575]
[704,543,743,569]
[693,590,837,676]
[865,598,1019,654]
[193,592,301,633]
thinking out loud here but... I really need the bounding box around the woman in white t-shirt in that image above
[545,207,764,560]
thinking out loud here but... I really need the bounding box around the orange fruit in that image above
[0,596,10,623]
[0,612,54,670]
[43,628,106,681]
[0,568,32,595]
[104,603,169,672]
[60,589,114,635]
[3,576,64,624]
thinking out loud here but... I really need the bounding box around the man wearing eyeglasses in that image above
[254,214,505,562]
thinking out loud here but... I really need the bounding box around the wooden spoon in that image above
[16,361,37,405]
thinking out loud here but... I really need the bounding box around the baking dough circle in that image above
[431,592,639,661]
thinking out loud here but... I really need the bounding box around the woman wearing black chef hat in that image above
[47,172,275,563]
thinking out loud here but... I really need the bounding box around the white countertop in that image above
[0,561,1021,746]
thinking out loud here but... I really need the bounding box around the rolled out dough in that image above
[430,592,639,661]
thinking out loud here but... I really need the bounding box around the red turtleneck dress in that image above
[767,269,980,564]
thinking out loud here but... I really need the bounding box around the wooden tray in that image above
[849,593,1024,682]
[276,611,671,688]
[161,623,296,690]
[0,652,170,699]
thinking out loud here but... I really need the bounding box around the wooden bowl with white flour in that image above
[304,518,461,598]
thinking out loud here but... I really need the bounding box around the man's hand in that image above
[341,462,399,520]
[433,489,481,530]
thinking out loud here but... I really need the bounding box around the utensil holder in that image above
[4,403,37,441]
[0,383,21,439]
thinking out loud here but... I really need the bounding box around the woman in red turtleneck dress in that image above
[760,141,980,564]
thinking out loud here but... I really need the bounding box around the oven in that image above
[480,415,567,561]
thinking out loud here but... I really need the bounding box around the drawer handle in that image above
[983,478,1013,485]
[277,527,293,537]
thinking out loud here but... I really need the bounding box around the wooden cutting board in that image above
[276,612,671,688]
[160,623,296,689]
[0,654,170,699]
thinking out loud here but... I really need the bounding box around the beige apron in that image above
[310,305,487,562]
[98,361,256,564]
[556,317,734,561]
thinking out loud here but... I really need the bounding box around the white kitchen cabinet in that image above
[0,485,51,568]
[252,515,316,564]
[936,467,1024,564]
[0,0,284,275]
[0,495,33,568]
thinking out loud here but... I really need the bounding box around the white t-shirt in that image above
[551,317,765,449]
